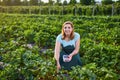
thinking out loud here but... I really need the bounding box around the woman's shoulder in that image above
[74,32,80,37]
[57,33,62,38]
[56,34,62,41]
[74,32,80,41]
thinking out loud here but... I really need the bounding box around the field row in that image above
[0,14,120,79]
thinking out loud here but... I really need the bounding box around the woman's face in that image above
[63,24,73,36]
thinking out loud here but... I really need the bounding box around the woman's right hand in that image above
[57,63,61,73]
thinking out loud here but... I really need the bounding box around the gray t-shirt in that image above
[56,32,80,47]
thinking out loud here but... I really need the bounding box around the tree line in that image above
[0,0,120,6]
[0,3,120,16]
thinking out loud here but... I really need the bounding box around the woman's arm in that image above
[54,41,61,72]
[69,38,80,57]
[54,41,61,62]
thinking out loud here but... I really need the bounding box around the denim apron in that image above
[59,44,82,70]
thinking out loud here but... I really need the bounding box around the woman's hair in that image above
[62,21,74,40]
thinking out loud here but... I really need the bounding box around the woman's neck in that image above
[65,34,70,38]
[65,36,70,41]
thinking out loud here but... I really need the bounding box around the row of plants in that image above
[0,3,120,15]
[0,13,120,79]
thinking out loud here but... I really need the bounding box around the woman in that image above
[54,21,82,72]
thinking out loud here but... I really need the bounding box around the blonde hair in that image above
[62,21,74,40]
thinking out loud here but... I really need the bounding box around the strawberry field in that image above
[0,13,120,80]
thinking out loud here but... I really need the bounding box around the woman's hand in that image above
[68,54,73,62]
[57,63,61,73]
